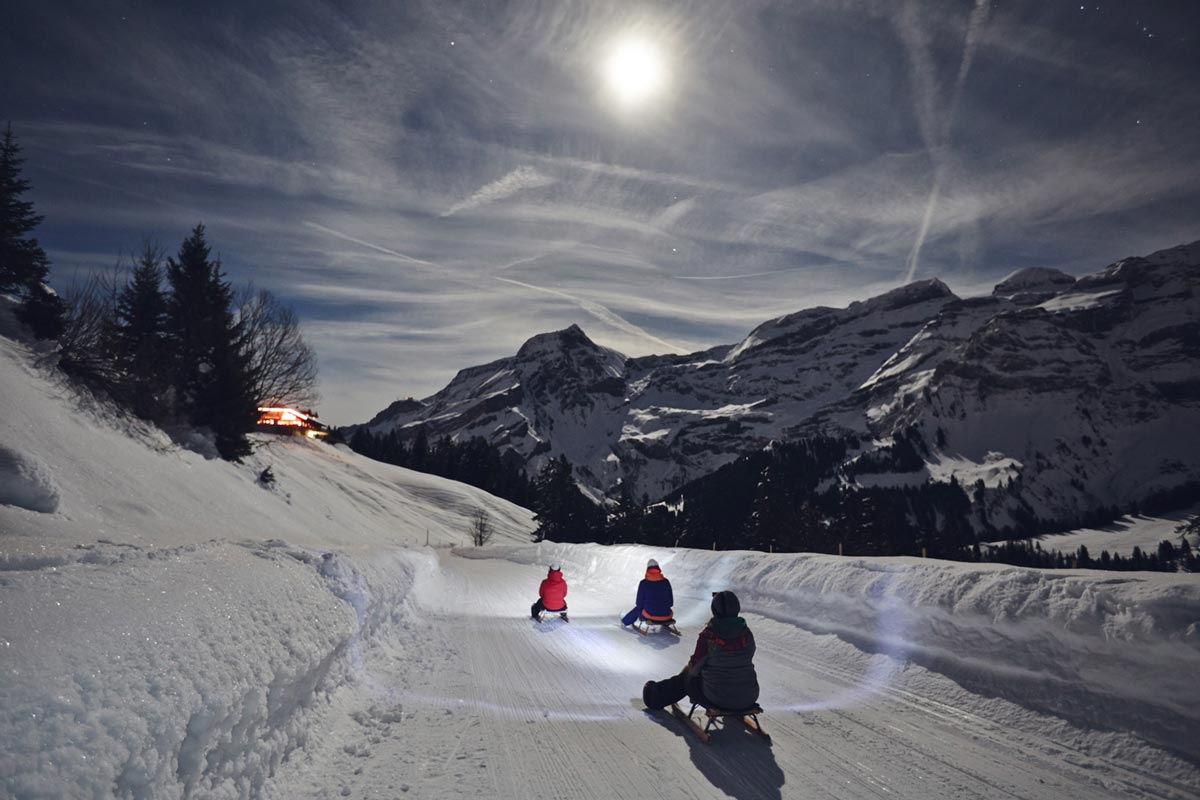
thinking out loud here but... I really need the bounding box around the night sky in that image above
[4,0,1199,423]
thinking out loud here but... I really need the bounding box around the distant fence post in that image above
[838,542,843,557]
[922,546,927,559]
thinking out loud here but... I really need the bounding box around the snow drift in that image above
[0,444,58,513]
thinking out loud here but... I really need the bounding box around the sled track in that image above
[273,550,1200,800]
[754,622,1195,800]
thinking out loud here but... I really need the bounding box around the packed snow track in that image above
[272,548,1199,800]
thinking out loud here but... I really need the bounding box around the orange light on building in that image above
[256,407,329,440]
[257,406,310,426]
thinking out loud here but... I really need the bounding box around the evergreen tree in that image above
[606,482,643,544]
[0,124,64,338]
[531,456,599,543]
[205,317,257,460]
[164,224,256,460]
[409,427,430,472]
[166,225,216,418]
[746,464,796,552]
[112,241,169,420]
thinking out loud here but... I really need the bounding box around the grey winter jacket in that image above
[687,616,760,710]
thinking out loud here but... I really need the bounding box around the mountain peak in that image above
[363,397,426,428]
[854,277,958,312]
[516,324,595,358]
[993,267,1076,297]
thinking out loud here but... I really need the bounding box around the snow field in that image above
[1003,507,1200,557]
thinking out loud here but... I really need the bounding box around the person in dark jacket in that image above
[531,563,568,620]
[621,559,674,627]
[642,590,759,711]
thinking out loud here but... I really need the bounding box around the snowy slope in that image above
[2,307,1200,799]
[0,321,532,798]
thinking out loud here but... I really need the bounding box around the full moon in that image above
[603,37,666,105]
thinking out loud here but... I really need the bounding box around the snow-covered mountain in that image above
[840,241,1200,529]
[358,241,1200,530]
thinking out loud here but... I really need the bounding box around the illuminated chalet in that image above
[256,407,329,439]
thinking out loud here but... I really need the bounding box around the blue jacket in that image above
[622,567,674,624]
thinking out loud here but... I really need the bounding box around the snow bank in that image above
[0,538,437,799]
[0,444,59,513]
[462,542,1200,758]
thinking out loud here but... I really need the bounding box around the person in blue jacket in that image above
[621,559,674,627]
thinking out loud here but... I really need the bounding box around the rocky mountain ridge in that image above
[355,241,1200,533]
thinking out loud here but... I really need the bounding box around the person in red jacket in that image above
[531,563,568,621]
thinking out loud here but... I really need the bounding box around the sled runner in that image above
[669,703,771,744]
[632,618,679,636]
[537,610,569,623]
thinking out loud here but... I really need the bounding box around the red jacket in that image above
[539,570,567,611]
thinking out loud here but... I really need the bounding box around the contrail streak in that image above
[903,175,943,284]
[303,221,435,267]
[493,277,683,354]
[304,221,681,353]
[676,267,809,281]
[900,0,991,284]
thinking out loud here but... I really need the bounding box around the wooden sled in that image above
[670,703,772,744]
[633,618,680,636]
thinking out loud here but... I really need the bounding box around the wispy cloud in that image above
[441,166,556,217]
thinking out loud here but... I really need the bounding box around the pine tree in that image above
[746,464,793,552]
[164,224,256,460]
[201,252,256,460]
[531,456,599,543]
[606,482,643,544]
[112,242,169,420]
[166,225,216,418]
[0,124,64,338]
[409,427,430,472]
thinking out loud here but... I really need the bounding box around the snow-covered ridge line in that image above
[459,542,1200,759]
